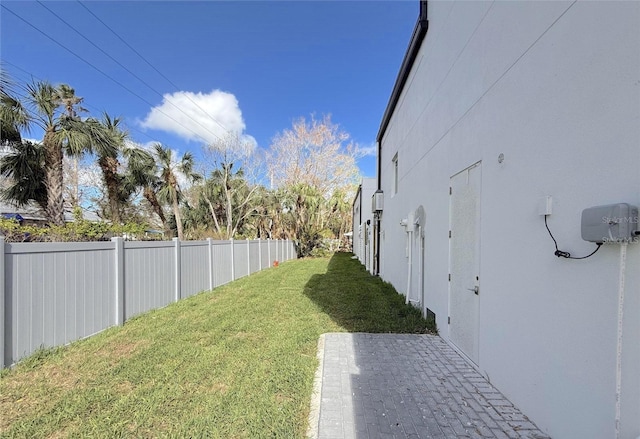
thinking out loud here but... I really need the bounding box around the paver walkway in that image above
[309,333,550,439]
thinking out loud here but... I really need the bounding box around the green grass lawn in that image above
[0,252,435,438]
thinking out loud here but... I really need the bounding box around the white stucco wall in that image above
[377,2,640,438]
[352,178,377,270]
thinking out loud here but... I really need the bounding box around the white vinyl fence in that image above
[0,237,296,368]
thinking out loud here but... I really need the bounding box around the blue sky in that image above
[1,1,418,179]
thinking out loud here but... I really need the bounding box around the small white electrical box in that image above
[581,203,639,244]
[406,212,415,232]
[372,190,384,213]
[538,196,553,216]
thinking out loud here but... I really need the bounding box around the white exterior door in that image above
[449,162,481,364]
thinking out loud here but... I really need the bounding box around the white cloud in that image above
[355,142,378,158]
[140,90,250,146]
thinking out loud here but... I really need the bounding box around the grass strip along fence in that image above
[0,252,435,438]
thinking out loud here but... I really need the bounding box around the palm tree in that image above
[154,144,201,240]
[0,71,43,207]
[25,81,87,225]
[0,140,47,209]
[0,70,29,147]
[123,145,167,231]
[76,113,126,224]
[199,163,258,239]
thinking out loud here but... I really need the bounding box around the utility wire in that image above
[2,60,165,146]
[76,0,231,137]
[544,215,602,259]
[35,0,224,144]
[1,4,214,147]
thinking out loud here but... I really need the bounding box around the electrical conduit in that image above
[614,242,627,439]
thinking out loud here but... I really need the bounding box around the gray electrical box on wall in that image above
[581,203,639,244]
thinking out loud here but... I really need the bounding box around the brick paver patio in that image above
[309,333,551,439]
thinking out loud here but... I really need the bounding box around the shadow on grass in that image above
[303,252,436,334]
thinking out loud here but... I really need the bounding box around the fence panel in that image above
[211,241,233,287]
[4,242,114,367]
[123,241,175,320]
[2,238,288,368]
[248,240,260,274]
[233,240,249,279]
[260,240,270,270]
[180,241,210,298]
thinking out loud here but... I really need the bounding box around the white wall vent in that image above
[372,190,384,213]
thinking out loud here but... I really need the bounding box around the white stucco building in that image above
[352,177,377,273]
[373,1,640,438]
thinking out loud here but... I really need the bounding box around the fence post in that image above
[246,239,251,275]
[267,238,271,268]
[258,239,262,271]
[111,237,125,326]
[276,239,279,264]
[207,238,214,291]
[0,236,5,368]
[230,238,235,281]
[174,238,181,302]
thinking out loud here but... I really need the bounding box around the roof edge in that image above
[376,1,429,144]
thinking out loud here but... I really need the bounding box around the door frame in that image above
[447,161,482,365]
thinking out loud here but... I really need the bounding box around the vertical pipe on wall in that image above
[374,212,381,276]
[406,229,413,305]
[614,242,628,439]
[419,224,425,310]
[111,237,125,326]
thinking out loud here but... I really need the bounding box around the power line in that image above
[2,60,164,146]
[1,3,215,147]
[35,0,225,144]
[76,0,231,138]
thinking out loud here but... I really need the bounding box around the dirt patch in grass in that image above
[93,339,150,362]
[211,382,230,394]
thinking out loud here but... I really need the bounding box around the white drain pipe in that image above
[406,226,413,305]
[614,242,628,439]
[402,212,416,305]
[418,224,424,307]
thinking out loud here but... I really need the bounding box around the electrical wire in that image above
[544,215,602,259]
[75,1,231,137]
[1,4,214,147]
[2,60,163,146]
[35,0,224,144]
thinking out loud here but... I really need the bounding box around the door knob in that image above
[467,286,479,295]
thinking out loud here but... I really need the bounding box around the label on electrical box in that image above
[581,203,639,244]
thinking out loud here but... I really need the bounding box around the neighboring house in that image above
[351,177,377,273]
[0,200,102,225]
[0,201,49,226]
[373,1,639,438]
